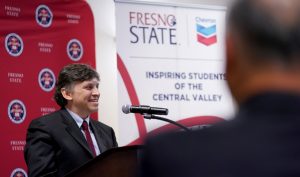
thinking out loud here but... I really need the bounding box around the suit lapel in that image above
[90,120,107,153]
[60,109,94,157]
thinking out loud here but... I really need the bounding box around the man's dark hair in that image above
[228,0,300,65]
[54,63,99,107]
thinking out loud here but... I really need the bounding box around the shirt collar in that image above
[66,108,90,128]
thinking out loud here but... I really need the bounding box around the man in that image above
[24,63,118,177]
[140,0,300,177]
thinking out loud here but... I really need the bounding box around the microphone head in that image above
[122,104,131,114]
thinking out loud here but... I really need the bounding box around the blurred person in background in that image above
[140,0,300,177]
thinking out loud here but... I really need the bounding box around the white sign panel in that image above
[116,1,235,145]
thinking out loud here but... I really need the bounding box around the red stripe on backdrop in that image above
[128,116,224,145]
[117,53,147,137]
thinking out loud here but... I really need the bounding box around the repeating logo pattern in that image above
[1,2,95,176]
[67,39,83,61]
[8,100,26,124]
[10,168,27,177]
[38,68,56,92]
[36,5,53,27]
[5,33,24,57]
[196,17,217,46]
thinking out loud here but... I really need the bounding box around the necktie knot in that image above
[82,121,89,131]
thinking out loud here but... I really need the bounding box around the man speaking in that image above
[24,63,118,177]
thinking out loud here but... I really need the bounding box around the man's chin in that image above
[89,106,99,113]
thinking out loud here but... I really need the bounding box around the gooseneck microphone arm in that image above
[143,114,190,132]
[122,104,190,131]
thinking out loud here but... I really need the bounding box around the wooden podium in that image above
[64,145,144,177]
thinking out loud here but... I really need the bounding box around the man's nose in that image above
[92,88,100,96]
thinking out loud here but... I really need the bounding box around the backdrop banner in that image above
[116,1,235,145]
[0,0,95,176]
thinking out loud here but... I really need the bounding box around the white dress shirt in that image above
[66,109,101,156]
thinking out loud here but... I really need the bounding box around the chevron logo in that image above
[196,19,217,46]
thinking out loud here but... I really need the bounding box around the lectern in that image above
[65,145,144,177]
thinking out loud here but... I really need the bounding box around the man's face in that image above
[68,78,100,117]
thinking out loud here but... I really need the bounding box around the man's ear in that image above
[225,31,241,102]
[61,88,73,101]
[225,32,235,75]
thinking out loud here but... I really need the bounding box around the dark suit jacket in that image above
[141,92,300,177]
[24,109,118,177]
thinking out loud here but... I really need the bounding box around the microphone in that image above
[122,104,168,115]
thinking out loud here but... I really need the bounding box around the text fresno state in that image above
[129,12,177,45]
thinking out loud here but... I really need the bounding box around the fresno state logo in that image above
[36,5,53,27]
[5,33,23,57]
[38,68,56,92]
[10,168,27,177]
[67,39,83,61]
[8,100,26,124]
[195,17,217,46]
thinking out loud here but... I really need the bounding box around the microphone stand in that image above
[143,114,190,132]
